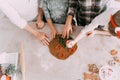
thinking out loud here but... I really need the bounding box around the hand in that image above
[66,40,75,48]
[23,24,49,46]
[35,32,50,46]
[36,20,45,29]
[62,24,73,38]
[51,28,58,39]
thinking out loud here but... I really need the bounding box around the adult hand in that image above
[66,40,75,48]
[36,20,45,29]
[62,24,73,38]
[24,24,49,46]
[35,32,50,46]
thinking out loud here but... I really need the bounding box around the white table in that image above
[0,17,120,80]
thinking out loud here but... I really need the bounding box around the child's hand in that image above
[62,24,73,38]
[36,20,45,29]
[66,40,75,48]
[51,28,58,39]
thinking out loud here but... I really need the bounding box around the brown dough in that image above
[88,64,99,74]
[48,35,77,60]
[84,72,100,80]
[110,49,118,55]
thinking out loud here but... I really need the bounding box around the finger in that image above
[40,23,45,27]
[46,34,49,38]
[45,34,49,38]
[66,40,70,46]
[67,30,70,38]
[61,31,64,38]
[37,22,45,29]
[38,23,44,29]
[36,23,42,29]
[61,30,64,37]
[36,22,38,27]
[43,39,49,46]
[62,31,66,38]
[45,36,50,43]
[53,33,56,38]
[56,31,59,35]
[51,33,53,39]
[70,28,73,34]
[40,40,45,45]
[66,40,71,44]
[41,40,47,46]
[52,33,55,39]
[66,42,73,48]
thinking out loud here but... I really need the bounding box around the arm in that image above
[62,0,77,38]
[62,15,73,38]
[37,8,44,21]
[46,18,57,38]
[36,8,45,29]
[38,0,44,21]
[41,0,57,38]
[0,1,49,45]
[66,8,116,48]
[75,8,116,42]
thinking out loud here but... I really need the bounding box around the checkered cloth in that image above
[68,0,108,26]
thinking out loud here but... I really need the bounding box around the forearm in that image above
[47,18,56,31]
[65,15,73,25]
[23,24,38,36]
[73,30,111,43]
[37,8,44,21]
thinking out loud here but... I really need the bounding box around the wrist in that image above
[37,18,43,22]
[24,24,38,36]
[32,30,39,37]
[50,25,56,31]
[65,15,72,25]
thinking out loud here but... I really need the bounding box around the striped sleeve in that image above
[68,0,78,17]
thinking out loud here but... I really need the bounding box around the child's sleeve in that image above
[81,8,115,33]
[38,0,42,8]
[81,0,120,33]
[0,0,27,29]
[68,0,77,17]
[40,0,51,19]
